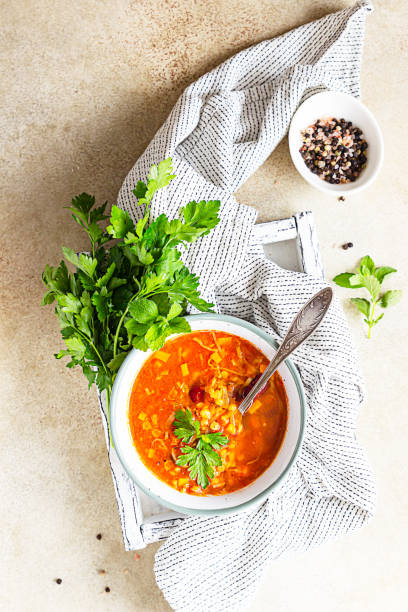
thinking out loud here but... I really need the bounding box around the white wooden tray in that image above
[128,210,324,547]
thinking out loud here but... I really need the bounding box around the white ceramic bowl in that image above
[288,91,384,196]
[110,314,306,516]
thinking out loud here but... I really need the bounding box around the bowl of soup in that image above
[110,314,306,515]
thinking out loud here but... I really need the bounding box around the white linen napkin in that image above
[99,2,375,609]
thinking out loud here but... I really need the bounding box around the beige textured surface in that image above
[1,1,408,610]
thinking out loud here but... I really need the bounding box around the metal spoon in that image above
[238,287,333,415]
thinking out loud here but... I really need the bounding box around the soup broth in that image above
[128,330,288,496]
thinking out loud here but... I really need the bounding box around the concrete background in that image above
[1,1,407,610]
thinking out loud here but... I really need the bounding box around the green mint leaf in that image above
[375,266,397,283]
[332,272,358,289]
[361,275,381,299]
[380,290,402,308]
[360,255,375,275]
[349,273,364,287]
[106,205,134,239]
[128,298,158,323]
[350,297,371,318]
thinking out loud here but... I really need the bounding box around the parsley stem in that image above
[106,385,113,447]
[113,306,130,358]
[69,324,109,376]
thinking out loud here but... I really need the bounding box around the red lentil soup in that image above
[128,330,288,496]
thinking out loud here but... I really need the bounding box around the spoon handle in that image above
[238,287,333,415]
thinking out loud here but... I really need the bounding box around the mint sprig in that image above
[173,409,229,489]
[41,158,220,442]
[333,255,402,338]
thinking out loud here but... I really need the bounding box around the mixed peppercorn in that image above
[299,117,368,184]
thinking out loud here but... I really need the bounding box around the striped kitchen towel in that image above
[99,1,375,609]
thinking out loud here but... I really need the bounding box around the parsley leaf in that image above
[173,409,229,489]
[42,157,220,445]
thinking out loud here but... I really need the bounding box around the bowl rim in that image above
[110,313,306,516]
[288,90,384,196]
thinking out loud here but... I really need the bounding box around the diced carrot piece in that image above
[151,414,158,426]
[145,388,151,395]
[148,449,155,459]
[155,351,170,362]
[181,363,189,376]
[138,412,147,421]
[210,352,221,363]
[249,399,262,414]
[142,421,151,430]
[178,478,189,486]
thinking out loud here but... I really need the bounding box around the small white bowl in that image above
[288,91,384,196]
[110,314,306,516]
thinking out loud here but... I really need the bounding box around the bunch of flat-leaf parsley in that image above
[42,158,220,437]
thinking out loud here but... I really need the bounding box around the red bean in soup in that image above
[128,330,288,496]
